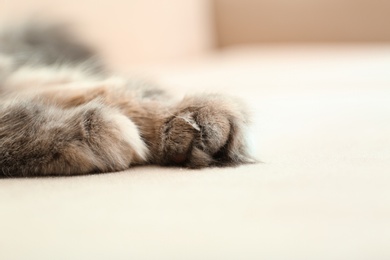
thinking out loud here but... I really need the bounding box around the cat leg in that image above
[39,86,255,168]
[25,83,254,169]
[0,98,148,177]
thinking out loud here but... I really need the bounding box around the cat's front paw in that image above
[73,102,149,172]
[158,95,254,168]
[0,99,149,177]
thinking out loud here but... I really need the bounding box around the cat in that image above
[0,22,254,177]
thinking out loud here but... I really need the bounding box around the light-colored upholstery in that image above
[1,45,390,259]
[0,1,389,259]
[214,0,390,45]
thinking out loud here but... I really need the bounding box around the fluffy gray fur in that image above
[0,22,254,177]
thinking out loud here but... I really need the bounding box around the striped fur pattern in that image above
[0,23,254,177]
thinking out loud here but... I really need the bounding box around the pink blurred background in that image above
[1,0,389,67]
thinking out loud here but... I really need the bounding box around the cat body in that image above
[0,23,253,177]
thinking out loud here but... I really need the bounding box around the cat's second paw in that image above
[158,95,254,168]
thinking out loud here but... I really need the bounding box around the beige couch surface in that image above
[214,0,390,45]
[1,45,389,259]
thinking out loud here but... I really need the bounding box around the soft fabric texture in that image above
[1,45,389,259]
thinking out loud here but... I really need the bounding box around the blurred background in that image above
[1,1,390,259]
[1,0,389,67]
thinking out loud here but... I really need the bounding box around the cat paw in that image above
[73,102,149,172]
[158,95,254,168]
[0,99,149,177]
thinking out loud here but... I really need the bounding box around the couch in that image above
[1,1,389,259]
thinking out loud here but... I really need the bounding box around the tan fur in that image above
[0,23,254,177]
